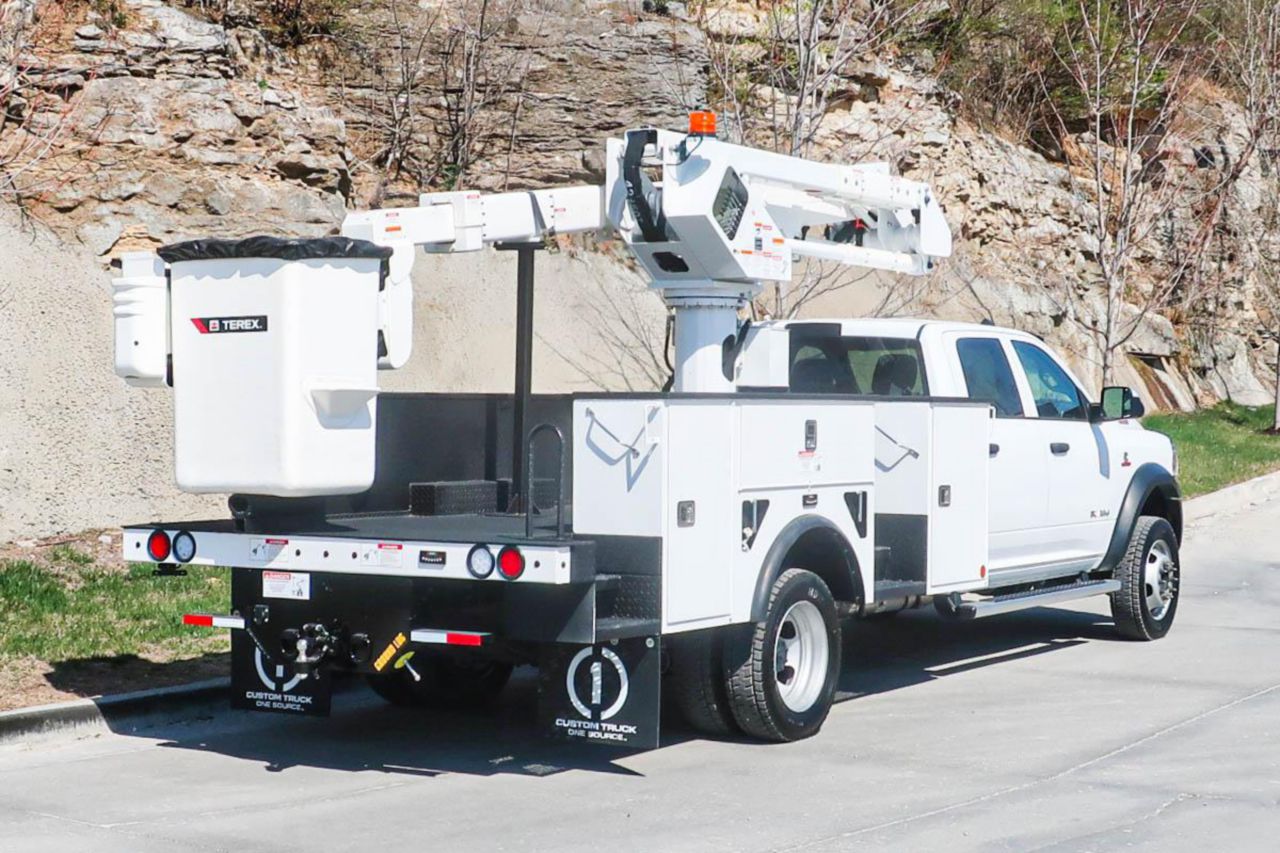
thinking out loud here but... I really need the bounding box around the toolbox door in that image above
[663,401,735,628]
[926,403,990,592]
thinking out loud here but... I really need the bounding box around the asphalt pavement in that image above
[1,486,1278,852]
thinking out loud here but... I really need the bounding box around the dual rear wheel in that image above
[670,568,841,742]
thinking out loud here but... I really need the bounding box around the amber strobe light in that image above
[689,110,717,137]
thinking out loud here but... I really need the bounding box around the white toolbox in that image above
[160,238,389,496]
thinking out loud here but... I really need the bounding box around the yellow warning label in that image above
[373,632,408,672]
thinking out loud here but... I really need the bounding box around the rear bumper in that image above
[123,521,586,585]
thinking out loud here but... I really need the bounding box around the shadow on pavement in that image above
[108,606,1117,779]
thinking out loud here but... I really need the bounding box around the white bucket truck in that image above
[114,115,1181,747]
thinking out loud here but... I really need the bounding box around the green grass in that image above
[1144,402,1280,498]
[0,558,230,663]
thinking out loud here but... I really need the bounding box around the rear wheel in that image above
[723,569,841,742]
[1110,516,1180,641]
[667,629,738,736]
[367,654,513,709]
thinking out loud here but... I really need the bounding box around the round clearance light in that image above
[146,530,171,562]
[497,546,525,581]
[172,531,197,563]
[467,544,495,579]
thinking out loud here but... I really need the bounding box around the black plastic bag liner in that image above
[158,235,393,264]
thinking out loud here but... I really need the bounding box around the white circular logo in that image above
[565,646,629,721]
[254,648,303,693]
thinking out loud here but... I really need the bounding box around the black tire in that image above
[367,655,513,709]
[667,629,738,736]
[723,568,841,742]
[1110,516,1180,641]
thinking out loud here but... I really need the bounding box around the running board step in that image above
[956,579,1120,620]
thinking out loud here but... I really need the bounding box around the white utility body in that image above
[113,116,1183,748]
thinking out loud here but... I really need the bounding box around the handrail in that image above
[525,423,567,539]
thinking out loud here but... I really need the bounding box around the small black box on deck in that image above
[410,480,499,516]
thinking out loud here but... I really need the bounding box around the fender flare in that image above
[1098,462,1182,573]
[749,515,861,622]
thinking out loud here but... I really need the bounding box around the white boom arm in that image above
[341,126,951,381]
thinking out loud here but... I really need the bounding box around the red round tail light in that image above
[497,546,525,580]
[147,530,172,562]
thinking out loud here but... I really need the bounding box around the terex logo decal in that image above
[191,315,268,334]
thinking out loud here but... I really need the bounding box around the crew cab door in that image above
[948,334,1047,570]
[1006,340,1112,565]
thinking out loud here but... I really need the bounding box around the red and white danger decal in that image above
[262,570,310,600]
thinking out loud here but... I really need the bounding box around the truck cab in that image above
[762,317,1180,589]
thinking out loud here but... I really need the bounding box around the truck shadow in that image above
[108,606,1114,779]
[835,605,1112,699]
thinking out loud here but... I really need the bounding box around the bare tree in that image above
[366,0,444,197]
[0,0,88,207]
[1040,0,1250,386]
[1222,0,1280,425]
[540,252,671,391]
[432,0,538,190]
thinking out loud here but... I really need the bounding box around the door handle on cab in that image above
[1050,442,1070,455]
[989,443,1000,457]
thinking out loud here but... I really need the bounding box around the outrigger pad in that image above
[230,631,332,717]
[538,636,661,749]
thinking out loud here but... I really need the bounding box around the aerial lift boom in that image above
[338,116,951,391]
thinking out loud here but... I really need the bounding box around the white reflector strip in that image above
[183,613,245,630]
[410,629,490,647]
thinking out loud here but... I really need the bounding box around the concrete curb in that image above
[1183,469,1280,526]
[0,678,228,744]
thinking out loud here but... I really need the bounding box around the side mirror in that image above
[1099,386,1145,420]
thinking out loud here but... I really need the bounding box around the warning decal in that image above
[262,571,310,600]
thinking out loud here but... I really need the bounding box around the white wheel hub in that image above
[773,600,829,713]
[1143,539,1176,620]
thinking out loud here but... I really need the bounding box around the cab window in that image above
[789,331,928,396]
[956,338,1023,417]
[1011,341,1088,420]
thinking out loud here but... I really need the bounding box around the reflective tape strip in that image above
[183,613,245,630]
[410,629,489,647]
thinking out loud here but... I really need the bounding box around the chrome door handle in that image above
[1050,442,1070,455]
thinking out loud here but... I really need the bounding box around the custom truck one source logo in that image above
[191,315,268,334]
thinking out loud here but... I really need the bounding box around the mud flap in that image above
[230,629,332,717]
[538,636,661,749]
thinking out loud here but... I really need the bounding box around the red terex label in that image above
[191,315,268,334]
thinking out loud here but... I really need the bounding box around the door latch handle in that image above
[989,443,1000,457]
[1050,442,1070,455]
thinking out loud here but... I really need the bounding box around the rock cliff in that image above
[4,0,1278,404]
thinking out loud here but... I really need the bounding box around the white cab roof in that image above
[778,317,1038,342]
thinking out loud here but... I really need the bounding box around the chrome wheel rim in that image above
[774,600,829,713]
[1143,539,1177,620]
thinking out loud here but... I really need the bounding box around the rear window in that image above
[788,331,928,396]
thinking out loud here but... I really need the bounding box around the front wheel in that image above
[723,569,841,742]
[1110,515,1180,640]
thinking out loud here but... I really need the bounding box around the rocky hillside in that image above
[2,0,1278,539]
[4,0,1270,407]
